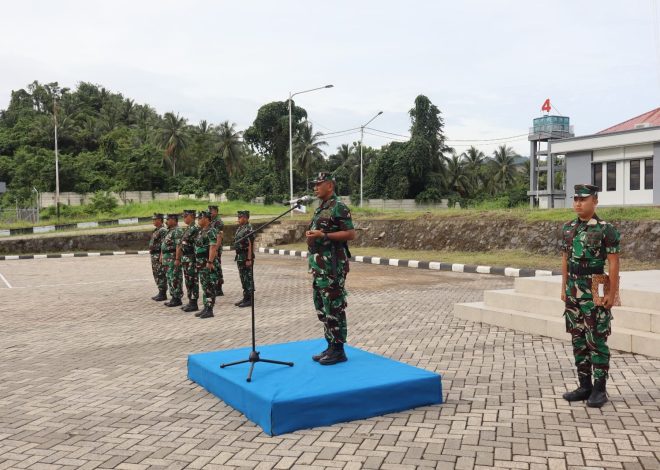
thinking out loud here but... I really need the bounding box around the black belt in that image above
[161,249,175,254]
[568,265,604,276]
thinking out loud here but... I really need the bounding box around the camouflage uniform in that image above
[149,222,168,293]
[195,224,219,308]
[234,219,255,298]
[562,214,621,381]
[308,193,354,344]
[161,224,183,300]
[180,222,199,302]
[210,213,225,293]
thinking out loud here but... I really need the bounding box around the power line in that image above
[366,126,528,143]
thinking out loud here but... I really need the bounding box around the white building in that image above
[550,108,659,207]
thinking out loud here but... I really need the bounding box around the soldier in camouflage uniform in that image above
[306,172,356,365]
[209,205,224,297]
[149,213,169,301]
[233,210,255,308]
[161,213,184,307]
[176,209,200,312]
[561,184,620,408]
[194,211,219,319]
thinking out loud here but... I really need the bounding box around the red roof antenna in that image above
[541,99,551,114]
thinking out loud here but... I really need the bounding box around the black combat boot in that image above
[217,286,224,296]
[234,295,247,306]
[164,297,183,307]
[194,306,208,317]
[181,299,198,312]
[562,375,593,402]
[586,378,608,408]
[319,343,348,366]
[198,307,214,319]
[238,295,253,308]
[312,341,331,362]
[152,289,167,301]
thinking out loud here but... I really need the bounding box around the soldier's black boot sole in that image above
[194,307,208,318]
[182,301,198,312]
[319,344,348,366]
[198,308,214,319]
[312,341,331,362]
[586,378,608,408]
[152,290,167,301]
[165,298,183,307]
[562,375,593,402]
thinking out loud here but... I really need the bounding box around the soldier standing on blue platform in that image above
[209,205,225,297]
[176,209,200,312]
[561,184,621,408]
[149,213,168,301]
[161,213,184,308]
[233,210,255,308]
[306,172,356,366]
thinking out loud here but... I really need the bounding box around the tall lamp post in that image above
[360,111,383,207]
[288,84,334,208]
[53,96,60,220]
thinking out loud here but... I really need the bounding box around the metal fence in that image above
[0,208,39,225]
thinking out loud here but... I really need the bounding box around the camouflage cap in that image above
[237,210,250,218]
[197,210,211,219]
[311,171,335,184]
[574,184,599,197]
[208,205,219,211]
[152,213,165,220]
[182,209,196,216]
[166,213,179,220]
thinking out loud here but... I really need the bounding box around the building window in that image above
[630,160,640,190]
[606,162,616,191]
[592,163,602,190]
[645,158,654,190]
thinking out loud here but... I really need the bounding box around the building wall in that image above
[564,151,592,206]
[655,143,660,204]
[591,144,654,206]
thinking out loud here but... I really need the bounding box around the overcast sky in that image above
[1,0,659,156]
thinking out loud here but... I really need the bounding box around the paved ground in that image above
[0,255,658,470]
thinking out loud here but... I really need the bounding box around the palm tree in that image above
[461,145,486,194]
[216,121,244,177]
[445,152,470,196]
[490,144,518,192]
[158,112,189,176]
[295,122,327,183]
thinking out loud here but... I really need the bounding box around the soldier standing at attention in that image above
[233,210,255,308]
[161,213,184,308]
[561,184,620,408]
[209,205,225,297]
[176,210,200,313]
[305,172,356,366]
[194,211,219,319]
[149,213,168,301]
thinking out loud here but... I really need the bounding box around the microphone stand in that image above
[220,201,306,382]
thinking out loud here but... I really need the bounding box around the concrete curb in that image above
[0,246,234,261]
[257,247,561,278]
[0,216,154,237]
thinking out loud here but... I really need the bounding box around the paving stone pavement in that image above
[0,255,659,470]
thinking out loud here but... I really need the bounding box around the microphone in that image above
[283,195,315,206]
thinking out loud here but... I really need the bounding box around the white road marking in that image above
[0,271,12,288]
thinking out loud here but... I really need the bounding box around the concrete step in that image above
[454,302,660,357]
[514,273,660,310]
[484,289,660,333]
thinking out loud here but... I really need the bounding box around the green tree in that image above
[295,122,326,184]
[158,112,189,176]
[489,144,519,192]
[243,100,307,192]
[216,121,245,177]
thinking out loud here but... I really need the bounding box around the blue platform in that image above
[187,339,442,435]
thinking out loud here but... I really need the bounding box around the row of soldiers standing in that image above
[148,205,255,319]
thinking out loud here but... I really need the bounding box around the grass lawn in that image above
[276,243,660,272]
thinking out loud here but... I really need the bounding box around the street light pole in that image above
[360,111,383,207]
[53,96,60,220]
[288,84,334,212]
